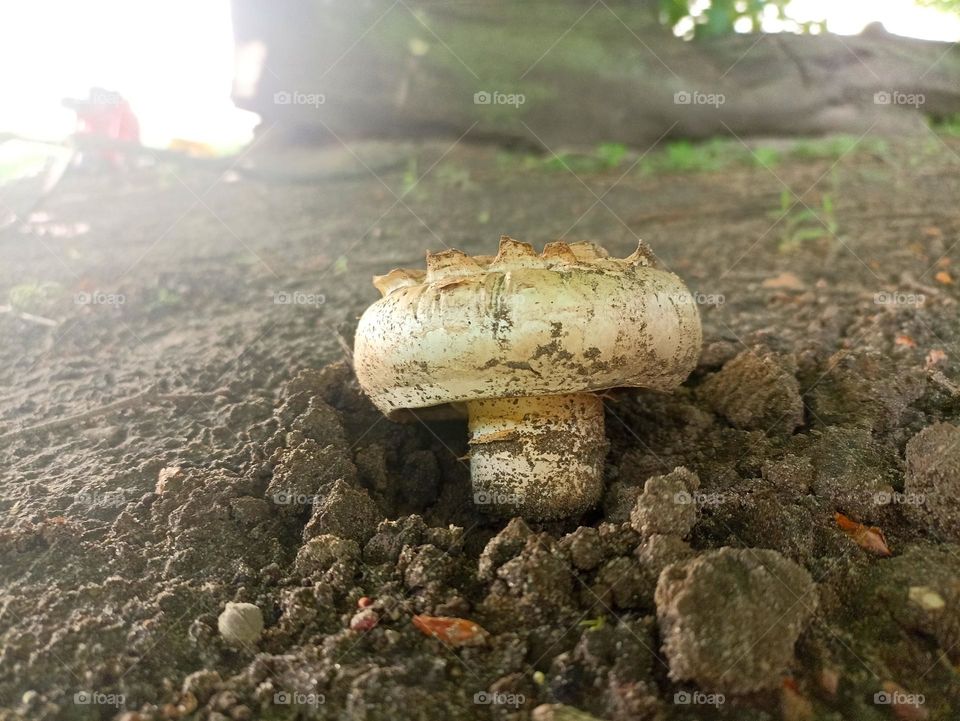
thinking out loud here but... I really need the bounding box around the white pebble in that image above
[217,602,264,646]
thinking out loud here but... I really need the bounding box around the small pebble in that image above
[350,608,379,632]
[217,603,264,647]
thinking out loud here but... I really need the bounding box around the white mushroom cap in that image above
[354,236,702,418]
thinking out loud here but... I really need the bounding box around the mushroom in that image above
[353,236,702,520]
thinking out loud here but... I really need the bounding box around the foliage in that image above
[771,184,839,252]
[916,0,960,12]
[932,114,960,137]
[638,138,779,174]
[536,142,630,173]
[660,0,792,38]
[503,134,889,178]
[8,282,64,314]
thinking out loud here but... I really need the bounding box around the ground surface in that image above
[1,131,960,721]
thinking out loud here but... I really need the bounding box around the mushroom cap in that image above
[354,236,702,417]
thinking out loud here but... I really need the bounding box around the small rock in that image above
[700,349,804,434]
[363,515,427,564]
[401,543,455,589]
[904,422,960,541]
[350,608,379,632]
[596,522,640,558]
[290,397,347,447]
[478,518,533,579]
[656,547,816,693]
[217,602,264,647]
[591,557,649,609]
[181,669,222,703]
[559,527,603,571]
[294,534,361,575]
[630,467,700,538]
[636,534,693,580]
[267,441,357,509]
[155,466,185,495]
[908,586,945,612]
[303,480,380,544]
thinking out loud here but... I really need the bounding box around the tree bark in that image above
[230,0,960,148]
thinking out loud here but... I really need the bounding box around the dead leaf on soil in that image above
[925,349,947,368]
[835,512,892,557]
[895,335,917,348]
[934,270,953,285]
[781,678,814,721]
[762,271,805,290]
[818,667,839,697]
[412,614,489,647]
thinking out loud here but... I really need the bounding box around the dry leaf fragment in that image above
[781,678,814,721]
[412,615,488,646]
[934,270,953,285]
[894,335,916,348]
[762,271,805,290]
[835,512,892,556]
[925,349,947,368]
[818,668,839,697]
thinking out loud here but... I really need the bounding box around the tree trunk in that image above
[230,0,960,148]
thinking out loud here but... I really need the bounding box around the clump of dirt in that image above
[655,547,816,693]
[904,422,960,542]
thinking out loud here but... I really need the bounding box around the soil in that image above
[2,134,960,721]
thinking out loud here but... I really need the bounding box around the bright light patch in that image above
[0,0,258,149]
[772,0,960,40]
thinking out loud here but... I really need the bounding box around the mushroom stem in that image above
[466,393,608,520]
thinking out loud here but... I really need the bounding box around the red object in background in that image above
[63,87,141,168]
